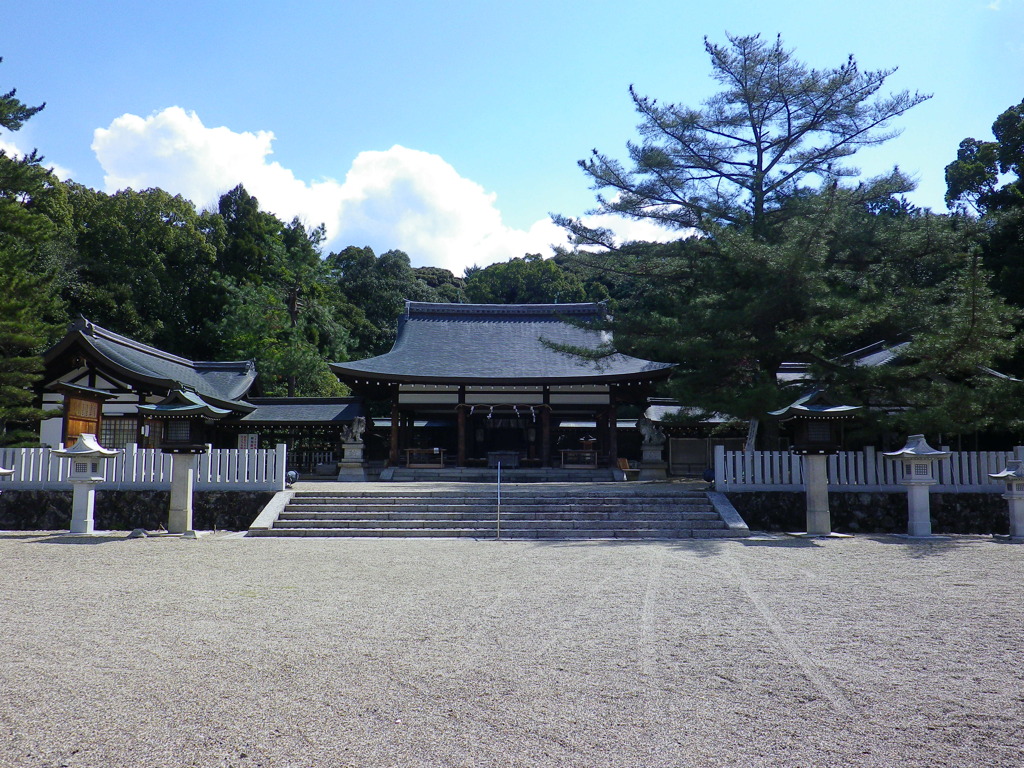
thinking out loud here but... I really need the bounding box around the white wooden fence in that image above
[714,445,1024,493]
[0,443,287,491]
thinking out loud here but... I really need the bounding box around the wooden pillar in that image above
[608,402,618,467]
[401,411,411,457]
[389,394,399,466]
[457,405,466,467]
[540,406,551,467]
[597,408,608,463]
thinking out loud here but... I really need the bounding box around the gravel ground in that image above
[1,532,1022,767]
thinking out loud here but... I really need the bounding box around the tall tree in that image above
[944,98,1024,382]
[0,61,66,444]
[463,254,597,304]
[63,185,221,357]
[212,200,351,397]
[553,37,1016,441]
[555,34,929,245]
[326,246,446,357]
[945,99,1024,215]
[216,184,284,281]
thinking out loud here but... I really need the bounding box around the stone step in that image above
[282,502,716,514]
[251,527,744,539]
[278,510,722,522]
[273,518,728,531]
[287,495,710,504]
[384,471,617,483]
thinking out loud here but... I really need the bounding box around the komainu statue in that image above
[341,416,366,444]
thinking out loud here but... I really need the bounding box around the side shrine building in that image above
[39,318,362,466]
[331,302,673,469]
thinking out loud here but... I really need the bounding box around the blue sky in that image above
[3,0,1022,274]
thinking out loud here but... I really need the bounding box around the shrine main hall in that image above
[331,302,673,469]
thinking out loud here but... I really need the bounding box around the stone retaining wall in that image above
[0,490,274,532]
[726,491,1011,535]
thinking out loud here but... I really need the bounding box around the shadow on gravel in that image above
[27,533,128,545]
[522,539,733,558]
[860,534,968,558]
[739,537,822,548]
[0,532,51,540]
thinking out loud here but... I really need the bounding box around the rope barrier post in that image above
[496,460,501,541]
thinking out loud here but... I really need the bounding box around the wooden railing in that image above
[0,443,287,491]
[714,445,1024,493]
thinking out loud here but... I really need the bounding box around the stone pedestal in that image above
[69,481,99,534]
[905,482,934,537]
[168,454,196,534]
[803,454,831,535]
[1005,493,1024,540]
[337,442,367,482]
[638,445,667,481]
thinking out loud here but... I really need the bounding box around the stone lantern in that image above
[768,390,860,536]
[988,459,1024,541]
[884,435,950,537]
[50,433,119,534]
[139,389,230,535]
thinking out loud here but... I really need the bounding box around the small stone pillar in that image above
[989,460,1024,541]
[884,435,950,537]
[50,434,119,534]
[168,452,198,534]
[803,453,831,535]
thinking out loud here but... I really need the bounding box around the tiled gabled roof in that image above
[331,302,674,385]
[44,318,257,412]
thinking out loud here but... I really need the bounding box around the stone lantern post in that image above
[140,389,230,535]
[989,459,1024,541]
[50,433,119,534]
[768,390,860,537]
[884,435,950,538]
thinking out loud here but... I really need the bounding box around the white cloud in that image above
[90,107,679,275]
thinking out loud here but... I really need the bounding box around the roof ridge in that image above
[75,317,254,372]
[405,301,603,317]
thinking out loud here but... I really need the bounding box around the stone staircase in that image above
[248,485,749,539]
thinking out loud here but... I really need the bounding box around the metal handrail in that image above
[496,460,502,541]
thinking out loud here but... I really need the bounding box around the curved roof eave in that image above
[330,362,675,386]
[51,328,256,413]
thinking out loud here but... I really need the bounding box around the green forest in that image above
[2,36,1024,445]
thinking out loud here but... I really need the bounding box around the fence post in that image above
[713,444,726,489]
[122,443,137,486]
[275,444,287,490]
[864,446,877,487]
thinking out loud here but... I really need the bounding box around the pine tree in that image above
[0,60,66,444]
